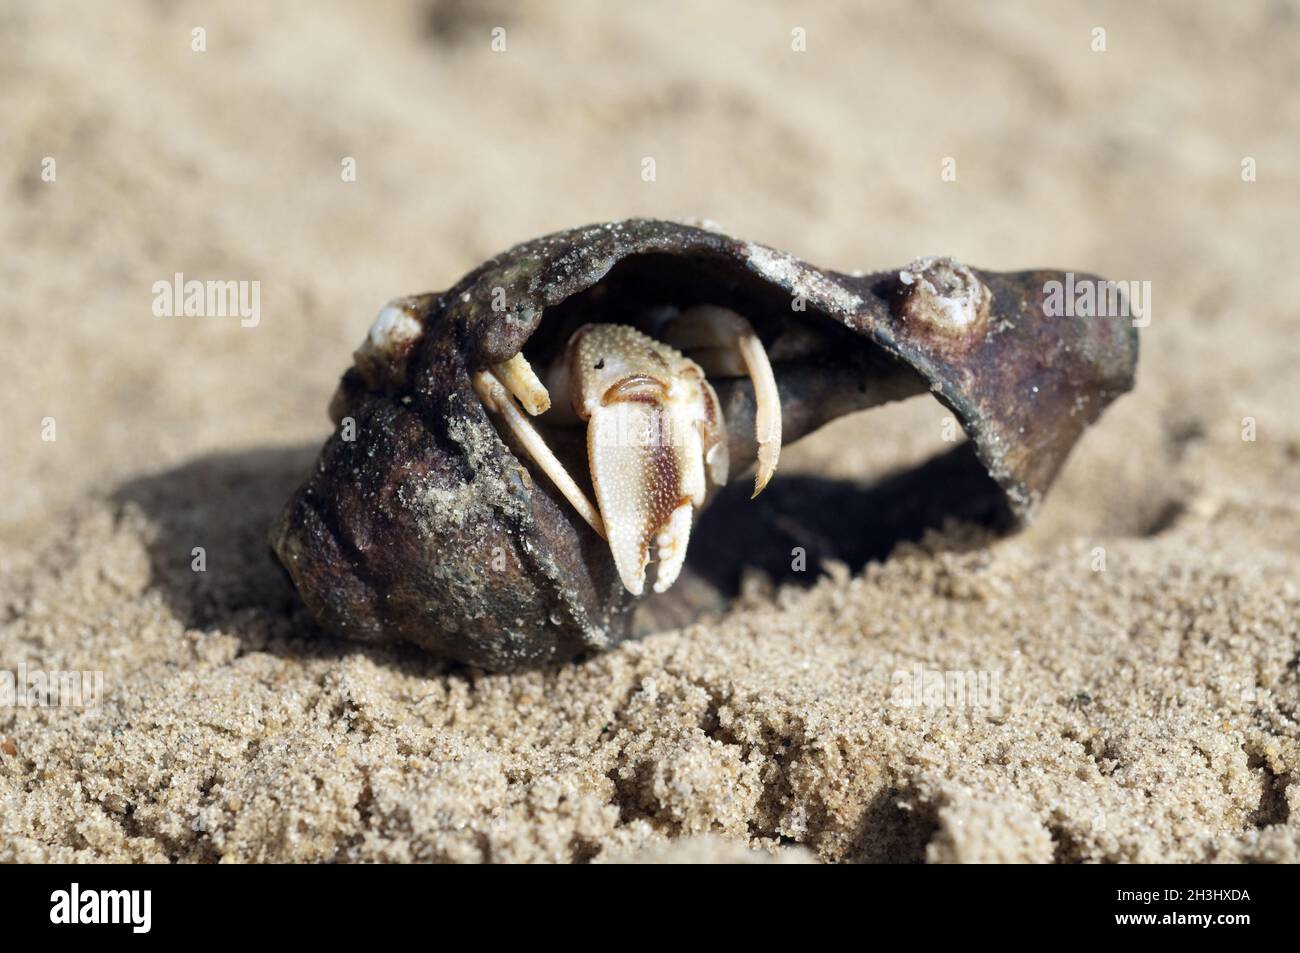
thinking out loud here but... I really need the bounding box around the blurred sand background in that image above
[1,0,1298,862]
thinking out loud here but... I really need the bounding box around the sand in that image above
[1,1,1297,862]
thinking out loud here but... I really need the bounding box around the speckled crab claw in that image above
[473,312,781,596]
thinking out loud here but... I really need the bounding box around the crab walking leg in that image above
[676,346,746,378]
[489,352,551,416]
[471,368,605,538]
[665,306,782,497]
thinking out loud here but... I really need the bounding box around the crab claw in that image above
[570,325,725,596]
[588,396,705,595]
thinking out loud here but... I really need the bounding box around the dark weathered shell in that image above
[271,219,1138,669]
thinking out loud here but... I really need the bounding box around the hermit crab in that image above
[272,220,1137,670]
[471,309,781,597]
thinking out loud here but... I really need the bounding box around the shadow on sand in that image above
[108,444,417,667]
[114,440,1011,654]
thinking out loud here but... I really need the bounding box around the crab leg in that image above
[490,352,551,416]
[664,306,782,497]
[471,366,605,537]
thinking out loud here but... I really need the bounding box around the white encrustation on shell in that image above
[744,243,865,317]
[353,297,426,389]
[896,257,990,334]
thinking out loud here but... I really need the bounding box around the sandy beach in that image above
[1,1,1297,862]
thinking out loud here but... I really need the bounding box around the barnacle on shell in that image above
[271,219,1138,670]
